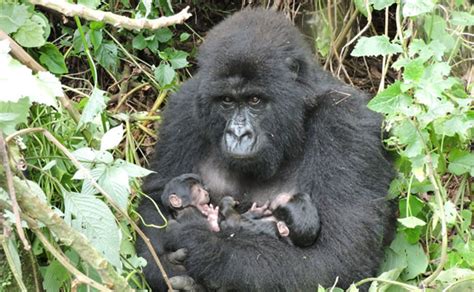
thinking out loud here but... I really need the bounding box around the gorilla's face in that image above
[197,66,308,178]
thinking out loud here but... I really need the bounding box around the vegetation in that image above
[0,0,472,291]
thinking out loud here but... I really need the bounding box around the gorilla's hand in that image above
[167,248,188,265]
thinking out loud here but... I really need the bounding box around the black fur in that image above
[137,8,396,291]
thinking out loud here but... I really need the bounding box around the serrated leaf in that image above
[402,0,435,17]
[98,165,130,210]
[114,159,154,177]
[0,4,29,34]
[132,34,147,50]
[64,191,122,269]
[169,50,189,69]
[154,63,176,87]
[78,88,107,128]
[97,42,118,73]
[390,233,428,280]
[39,43,68,74]
[33,72,62,108]
[433,115,473,139]
[368,81,412,115]
[13,19,46,48]
[100,125,124,151]
[398,216,426,228]
[155,27,173,43]
[351,36,403,57]
[448,149,474,176]
[451,11,474,26]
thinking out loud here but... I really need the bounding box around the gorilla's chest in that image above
[197,159,298,206]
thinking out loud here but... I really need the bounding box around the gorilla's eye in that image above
[221,96,233,105]
[249,96,261,106]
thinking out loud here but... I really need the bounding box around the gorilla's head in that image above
[194,9,318,178]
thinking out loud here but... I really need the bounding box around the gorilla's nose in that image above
[226,125,253,142]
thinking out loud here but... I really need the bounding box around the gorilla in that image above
[137,8,395,291]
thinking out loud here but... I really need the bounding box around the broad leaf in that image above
[351,36,403,57]
[154,63,176,87]
[78,88,107,128]
[451,11,474,26]
[0,4,29,34]
[402,0,435,17]
[448,149,474,176]
[100,125,124,151]
[39,44,68,74]
[398,216,426,228]
[78,0,101,9]
[13,19,46,48]
[64,191,122,269]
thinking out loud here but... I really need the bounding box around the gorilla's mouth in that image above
[222,134,259,159]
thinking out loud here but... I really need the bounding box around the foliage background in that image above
[0,0,472,291]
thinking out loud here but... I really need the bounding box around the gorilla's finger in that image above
[169,275,195,290]
[168,248,188,264]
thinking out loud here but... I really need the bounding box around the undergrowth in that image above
[0,0,472,291]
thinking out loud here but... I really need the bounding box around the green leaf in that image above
[100,125,124,151]
[169,50,189,69]
[402,0,435,17]
[13,19,46,48]
[98,165,131,210]
[133,34,147,50]
[0,97,30,135]
[0,4,29,34]
[42,260,69,292]
[114,159,154,177]
[380,248,408,273]
[96,42,118,73]
[368,82,412,115]
[448,149,474,176]
[451,11,474,26]
[351,36,403,57]
[433,115,473,139]
[154,63,176,87]
[399,196,424,217]
[78,0,101,9]
[390,233,428,280]
[402,58,424,82]
[78,88,107,128]
[155,27,173,43]
[39,43,68,74]
[444,201,457,225]
[180,32,191,42]
[354,0,372,17]
[369,268,404,292]
[64,191,122,269]
[393,120,428,158]
[371,0,396,10]
[397,216,426,228]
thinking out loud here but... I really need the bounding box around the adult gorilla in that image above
[137,8,395,291]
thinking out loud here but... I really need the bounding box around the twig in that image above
[0,130,30,250]
[29,0,192,31]
[5,128,173,292]
[29,221,112,292]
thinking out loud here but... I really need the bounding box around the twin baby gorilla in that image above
[162,173,320,247]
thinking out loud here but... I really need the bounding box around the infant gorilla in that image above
[161,173,321,247]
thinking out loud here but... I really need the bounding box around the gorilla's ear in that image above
[169,194,183,208]
[277,221,290,237]
[285,57,305,80]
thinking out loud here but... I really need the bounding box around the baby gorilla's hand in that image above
[207,204,220,232]
[249,201,271,217]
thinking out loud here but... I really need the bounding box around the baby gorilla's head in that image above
[161,173,210,214]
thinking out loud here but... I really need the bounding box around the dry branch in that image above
[29,0,192,30]
[0,177,134,291]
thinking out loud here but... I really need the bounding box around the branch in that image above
[29,0,192,30]
[0,178,133,291]
[0,130,30,250]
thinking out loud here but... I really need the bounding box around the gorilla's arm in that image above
[136,78,205,290]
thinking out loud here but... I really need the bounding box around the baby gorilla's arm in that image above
[206,204,220,232]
